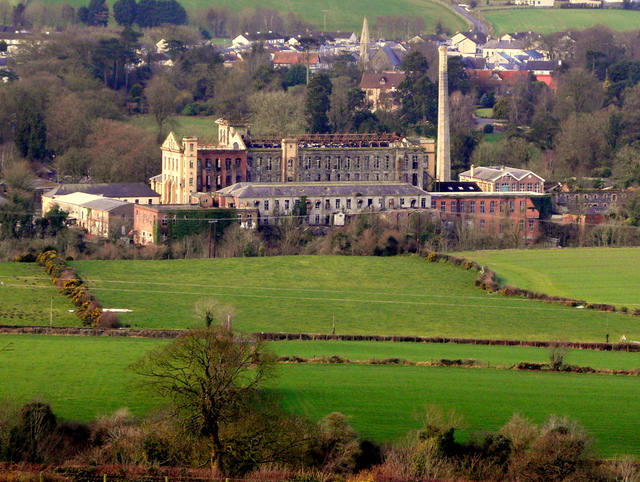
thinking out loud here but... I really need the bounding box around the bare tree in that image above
[194,298,236,329]
[129,326,278,475]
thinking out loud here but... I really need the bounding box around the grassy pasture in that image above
[483,8,640,35]
[128,115,218,141]
[455,247,640,310]
[32,0,467,38]
[65,256,635,342]
[0,263,79,326]
[2,334,640,457]
[271,340,640,371]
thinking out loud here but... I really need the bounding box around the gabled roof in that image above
[459,166,545,183]
[381,45,402,68]
[45,183,160,199]
[272,51,319,65]
[82,197,131,211]
[483,39,526,50]
[217,182,428,198]
[434,182,482,192]
[359,72,405,89]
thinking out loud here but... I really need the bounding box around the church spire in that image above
[358,17,370,68]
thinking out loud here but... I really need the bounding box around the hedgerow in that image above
[34,249,118,328]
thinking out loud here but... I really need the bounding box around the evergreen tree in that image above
[305,72,332,133]
[113,0,137,26]
[78,0,109,26]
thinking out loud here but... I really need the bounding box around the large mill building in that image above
[152,119,437,205]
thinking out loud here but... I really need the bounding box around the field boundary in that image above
[2,325,639,352]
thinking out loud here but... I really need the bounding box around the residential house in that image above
[232,32,285,48]
[360,71,405,111]
[215,181,430,226]
[272,51,320,70]
[451,32,487,56]
[466,70,531,95]
[483,39,528,59]
[459,165,545,193]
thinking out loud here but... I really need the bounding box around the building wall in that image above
[431,193,542,240]
[218,191,431,226]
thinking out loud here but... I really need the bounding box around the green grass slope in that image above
[0,263,80,326]
[67,256,634,342]
[455,247,640,310]
[3,334,640,457]
[33,0,467,38]
[483,8,640,35]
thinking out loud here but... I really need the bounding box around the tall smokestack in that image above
[437,45,451,182]
[358,17,370,68]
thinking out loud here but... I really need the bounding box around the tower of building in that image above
[436,45,451,183]
[358,17,370,68]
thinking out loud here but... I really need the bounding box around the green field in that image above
[128,115,218,141]
[31,0,467,38]
[0,263,80,326]
[272,340,640,371]
[3,334,640,457]
[483,8,640,35]
[61,256,633,342]
[456,247,640,310]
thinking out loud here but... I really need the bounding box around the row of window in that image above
[495,182,541,193]
[433,199,528,214]
[254,197,428,211]
[469,218,536,233]
[248,154,427,171]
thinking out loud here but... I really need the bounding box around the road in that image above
[450,3,490,34]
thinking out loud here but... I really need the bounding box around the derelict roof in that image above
[217,182,429,198]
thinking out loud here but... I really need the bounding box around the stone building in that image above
[459,165,544,193]
[155,119,437,204]
[215,181,430,226]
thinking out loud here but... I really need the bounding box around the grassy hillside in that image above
[3,334,640,457]
[483,8,640,35]
[0,263,80,326]
[64,256,633,342]
[32,0,467,38]
[455,247,640,310]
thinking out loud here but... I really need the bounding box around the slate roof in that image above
[459,166,544,182]
[434,182,482,192]
[46,183,160,198]
[82,197,131,211]
[360,72,405,89]
[218,182,428,198]
[381,45,403,68]
[483,39,526,50]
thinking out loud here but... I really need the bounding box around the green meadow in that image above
[62,256,633,342]
[2,334,640,457]
[0,262,79,326]
[128,115,218,141]
[456,247,640,309]
[483,8,640,35]
[32,0,467,37]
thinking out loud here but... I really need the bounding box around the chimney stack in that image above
[436,46,451,183]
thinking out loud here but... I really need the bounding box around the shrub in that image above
[14,253,36,262]
[98,311,121,329]
[483,123,494,134]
